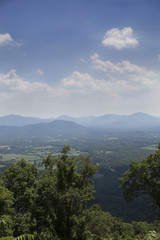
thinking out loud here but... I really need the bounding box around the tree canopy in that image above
[1,145,160,240]
[35,145,98,240]
[119,145,160,209]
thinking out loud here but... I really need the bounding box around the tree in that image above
[3,159,38,237]
[119,145,160,209]
[0,234,35,240]
[0,181,13,238]
[3,159,38,213]
[34,145,98,240]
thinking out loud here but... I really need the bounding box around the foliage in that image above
[3,159,38,213]
[0,234,34,240]
[0,181,13,237]
[34,145,98,239]
[1,145,160,240]
[119,146,160,209]
[0,185,13,216]
[2,160,38,237]
[144,231,160,240]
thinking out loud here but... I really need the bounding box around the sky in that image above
[0,0,160,118]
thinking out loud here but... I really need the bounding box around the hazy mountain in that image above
[0,120,87,139]
[58,113,160,130]
[0,115,54,126]
[23,120,87,137]
[86,113,160,129]
[58,115,95,126]
[0,113,160,132]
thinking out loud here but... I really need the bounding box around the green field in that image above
[141,144,158,151]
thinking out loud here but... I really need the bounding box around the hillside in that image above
[0,119,88,139]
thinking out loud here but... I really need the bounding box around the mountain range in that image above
[0,114,54,126]
[1,113,160,128]
[0,113,160,139]
[58,113,160,129]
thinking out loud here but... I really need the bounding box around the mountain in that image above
[23,120,87,137]
[0,120,88,139]
[0,115,54,126]
[58,115,95,126]
[0,113,160,131]
[85,113,160,129]
[58,113,160,130]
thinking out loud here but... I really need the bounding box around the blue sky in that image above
[0,0,160,118]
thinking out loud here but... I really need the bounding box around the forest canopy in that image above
[120,146,160,209]
[0,145,160,240]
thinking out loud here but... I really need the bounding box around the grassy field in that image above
[0,153,38,162]
[0,145,88,172]
[141,144,158,151]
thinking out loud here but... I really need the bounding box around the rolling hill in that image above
[0,119,88,139]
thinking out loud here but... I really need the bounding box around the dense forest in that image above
[1,144,160,240]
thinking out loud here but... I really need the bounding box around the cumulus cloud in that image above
[0,64,159,117]
[0,69,54,95]
[102,27,139,50]
[62,71,93,89]
[0,33,22,47]
[0,70,68,117]
[0,33,13,45]
[91,53,157,90]
[61,71,115,95]
[91,53,155,76]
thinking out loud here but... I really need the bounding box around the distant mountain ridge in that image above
[0,113,160,130]
[0,114,54,126]
[58,113,160,130]
[0,119,87,139]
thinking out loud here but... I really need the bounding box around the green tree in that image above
[0,181,13,238]
[3,159,38,213]
[34,145,98,240]
[119,145,160,209]
[0,234,34,240]
[3,159,38,237]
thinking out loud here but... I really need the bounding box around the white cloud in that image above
[0,33,13,45]
[61,71,115,95]
[62,71,94,89]
[0,65,160,118]
[36,68,44,75]
[91,53,155,76]
[58,67,160,117]
[91,53,157,89]
[102,27,139,50]
[0,33,22,47]
[0,70,68,117]
[0,69,54,95]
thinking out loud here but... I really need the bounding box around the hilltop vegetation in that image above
[0,146,160,239]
